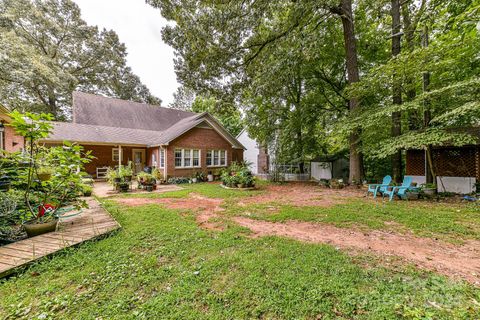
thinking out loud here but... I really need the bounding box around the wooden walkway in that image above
[0,199,120,278]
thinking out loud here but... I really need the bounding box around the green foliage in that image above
[0,0,160,118]
[149,0,480,179]
[191,96,243,136]
[151,168,164,181]
[221,162,256,188]
[7,111,93,223]
[136,172,155,185]
[0,189,478,318]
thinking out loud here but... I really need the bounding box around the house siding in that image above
[77,145,146,177]
[165,127,243,178]
[2,125,24,153]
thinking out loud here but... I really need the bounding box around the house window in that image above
[159,148,165,168]
[174,148,201,168]
[112,148,120,162]
[184,149,192,167]
[193,149,200,167]
[207,150,227,167]
[175,149,182,167]
[220,150,226,166]
[206,150,212,166]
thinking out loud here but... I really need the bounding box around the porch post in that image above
[118,145,122,167]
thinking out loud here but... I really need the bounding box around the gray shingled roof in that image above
[41,92,245,148]
[45,122,164,146]
[72,92,196,131]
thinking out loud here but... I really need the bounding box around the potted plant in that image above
[8,111,93,237]
[23,203,59,237]
[207,171,214,182]
[405,190,419,200]
[82,184,93,197]
[119,163,133,182]
[37,166,54,181]
[118,181,130,192]
[422,183,437,197]
[330,179,345,189]
[137,172,155,191]
[152,168,164,184]
[106,167,120,185]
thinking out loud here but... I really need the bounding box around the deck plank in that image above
[0,198,120,278]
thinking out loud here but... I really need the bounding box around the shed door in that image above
[311,162,332,180]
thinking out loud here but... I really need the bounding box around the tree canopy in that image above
[149,0,480,182]
[0,0,160,119]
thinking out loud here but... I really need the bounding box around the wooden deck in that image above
[0,198,120,278]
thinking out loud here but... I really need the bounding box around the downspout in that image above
[163,146,167,179]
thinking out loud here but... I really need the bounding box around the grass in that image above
[118,181,267,200]
[1,182,479,319]
[224,197,480,243]
[0,193,479,319]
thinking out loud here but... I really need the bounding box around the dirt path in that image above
[114,187,480,285]
[115,194,224,230]
[233,216,480,285]
[238,183,364,207]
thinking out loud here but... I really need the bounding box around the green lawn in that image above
[226,199,480,243]
[0,184,479,319]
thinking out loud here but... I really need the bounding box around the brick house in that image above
[0,105,24,154]
[0,92,244,178]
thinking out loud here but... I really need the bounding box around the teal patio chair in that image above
[366,175,392,198]
[383,176,413,201]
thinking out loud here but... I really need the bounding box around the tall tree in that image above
[331,0,364,183]
[169,86,196,111]
[0,0,160,119]
[391,0,403,182]
[191,96,243,136]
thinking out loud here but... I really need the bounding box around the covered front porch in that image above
[79,144,149,179]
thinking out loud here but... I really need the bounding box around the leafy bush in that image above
[0,190,23,239]
[221,162,255,188]
[152,168,164,181]
[137,172,155,185]
[167,177,190,184]
[8,111,93,223]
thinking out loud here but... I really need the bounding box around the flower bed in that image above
[220,162,256,189]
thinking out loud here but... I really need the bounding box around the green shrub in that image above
[221,162,255,188]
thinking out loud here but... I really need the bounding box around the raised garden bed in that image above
[220,184,257,191]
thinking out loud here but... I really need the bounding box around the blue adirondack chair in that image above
[383,176,413,201]
[366,175,392,198]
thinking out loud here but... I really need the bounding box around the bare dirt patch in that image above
[115,193,225,230]
[240,183,364,207]
[233,216,480,285]
[115,183,480,285]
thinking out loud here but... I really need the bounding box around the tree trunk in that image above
[422,26,433,184]
[391,0,402,182]
[331,0,363,184]
[402,2,420,129]
[47,89,58,119]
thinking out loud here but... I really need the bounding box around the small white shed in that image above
[311,155,349,181]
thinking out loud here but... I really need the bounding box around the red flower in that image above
[38,203,55,217]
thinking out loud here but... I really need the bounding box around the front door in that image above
[132,149,146,174]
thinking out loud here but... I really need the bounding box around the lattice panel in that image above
[406,150,425,175]
[432,147,477,177]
